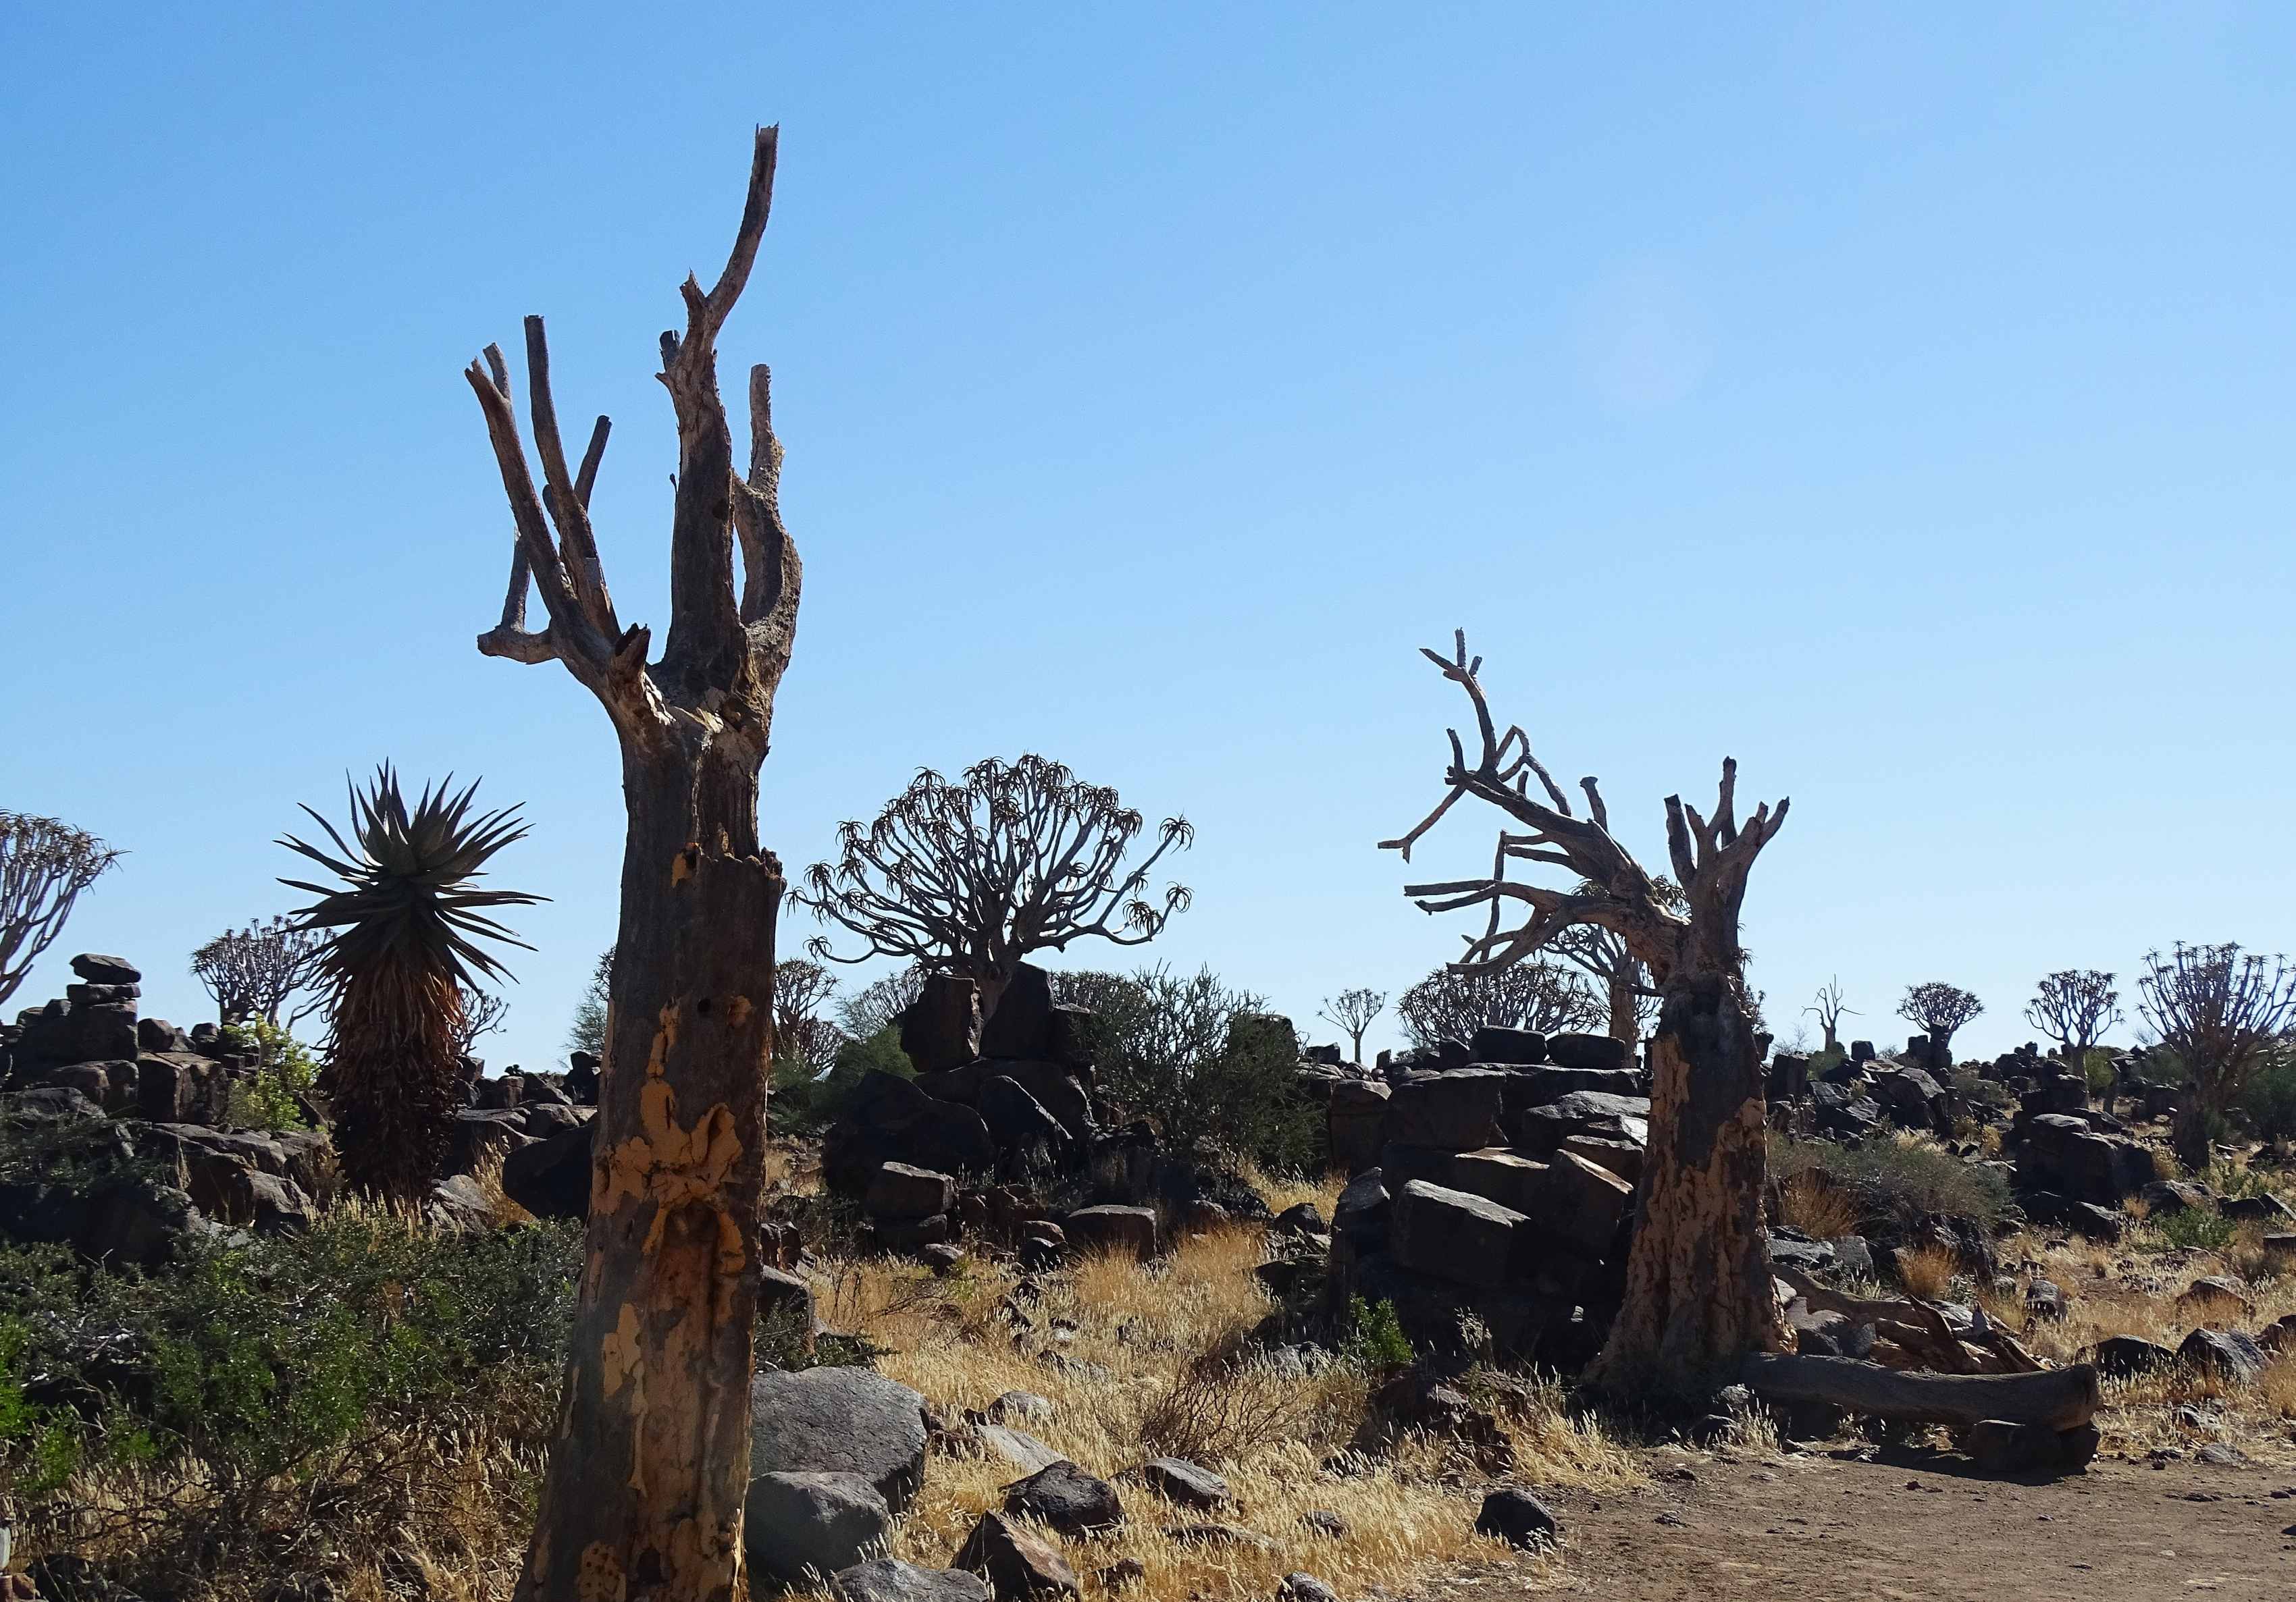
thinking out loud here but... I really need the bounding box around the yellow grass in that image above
[811,1225,1636,1601]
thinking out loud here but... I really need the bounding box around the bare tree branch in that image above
[0,813,122,1008]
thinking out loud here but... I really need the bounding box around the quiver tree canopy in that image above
[0,811,122,1009]
[2025,969,2120,1059]
[1898,981,1983,1058]
[796,753,1193,1011]
[1382,629,1791,1393]
[1394,959,1600,1048]
[2138,942,2296,1168]
[190,914,327,1027]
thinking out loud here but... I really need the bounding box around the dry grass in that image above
[1891,1244,1957,1301]
[810,1223,1636,1601]
[1776,1171,1860,1241]
[1997,1221,2296,1463]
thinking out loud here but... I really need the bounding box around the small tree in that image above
[1092,964,1316,1171]
[1394,959,1602,1049]
[1897,981,1983,1064]
[1384,631,1791,1394]
[798,754,1192,1013]
[190,915,327,1027]
[1803,976,1858,1053]
[455,985,508,1058]
[2025,969,2122,1063]
[1317,986,1386,1063]
[0,811,122,1009]
[773,956,843,1080]
[1548,879,1679,1044]
[835,963,924,1040]
[2138,942,2296,1169]
[564,947,612,1062]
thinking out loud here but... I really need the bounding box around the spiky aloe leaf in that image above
[280,765,545,992]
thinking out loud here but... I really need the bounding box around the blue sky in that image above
[3,4,2291,1070]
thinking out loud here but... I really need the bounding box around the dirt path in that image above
[1429,1447,2296,1601]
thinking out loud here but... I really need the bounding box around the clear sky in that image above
[4,4,2291,1072]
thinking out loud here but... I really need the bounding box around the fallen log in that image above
[1741,1353,2099,1431]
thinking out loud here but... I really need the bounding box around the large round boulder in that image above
[750,1365,931,1515]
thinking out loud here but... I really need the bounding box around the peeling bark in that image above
[466,128,802,1602]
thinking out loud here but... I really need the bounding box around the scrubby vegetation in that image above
[1770,1131,2014,1241]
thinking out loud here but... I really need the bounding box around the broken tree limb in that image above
[1741,1352,2099,1431]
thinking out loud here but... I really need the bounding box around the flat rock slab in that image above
[1003,1458,1124,1534]
[833,1560,992,1602]
[751,1366,931,1514]
[1138,1456,1230,1510]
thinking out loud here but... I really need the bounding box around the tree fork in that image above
[467,126,802,1602]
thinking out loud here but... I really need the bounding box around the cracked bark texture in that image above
[465,127,800,1602]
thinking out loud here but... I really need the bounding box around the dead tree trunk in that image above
[465,128,802,1602]
[1385,631,1790,1400]
[1605,959,1639,1048]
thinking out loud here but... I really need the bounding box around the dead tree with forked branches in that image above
[1383,631,1791,1395]
[463,128,798,1602]
[0,813,122,1010]
[1804,975,1857,1054]
[2024,969,2120,1063]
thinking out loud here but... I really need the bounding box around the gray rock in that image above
[1139,1456,1229,1510]
[1062,1204,1157,1261]
[750,1366,931,1514]
[2086,1334,2175,1377]
[1474,1487,1560,1548]
[71,953,140,985]
[745,1470,892,1582]
[1384,1069,1509,1150]
[833,1559,991,1602]
[955,1512,1077,1601]
[1002,1458,1123,1534]
[2178,1327,2266,1383]
[1544,1032,1628,1073]
[984,1390,1055,1424]
[1278,1576,1340,1602]
[1389,1180,1525,1290]
[1162,1522,1274,1551]
[973,1424,1065,1476]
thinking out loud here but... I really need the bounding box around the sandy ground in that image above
[1422,1445,2296,1601]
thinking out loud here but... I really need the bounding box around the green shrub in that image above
[771,1025,914,1135]
[1769,1133,2012,1239]
[1341,1296,1413,1372]
[1085,965,1324,1175]
[217,1017,319,1131]
[2082,1048,2118,1100]
[1950,1069,2012,1115]
[2237,1054,2296,1144]
[2152,1207,2237,1252]
[0,1212,579,1582]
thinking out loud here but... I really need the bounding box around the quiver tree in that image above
[282,768,540,1202]
[1318,986,1387,1063]
[2025,969,2121,1065]
[797,754,1192,1013]
[773,957,844,1079]
[1803,976,1857,1054]
[1549,875,1681,1044]
[2137,942,2296,1169]
[455,984,509,1058]
[836,963,924,1040]
[463,127,802,1602]
[190,915,326,1027]
[1394,959,1600,1049]
[1383,631,1790,1395]
[0,811,122,1009]
[1897,981,1982,1065]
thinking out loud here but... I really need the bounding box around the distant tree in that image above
[563,947,612,1063]
[190,915,327,1027]
[1550,876,1682,1043]
[0,811,122,1009]
[835,963,924,1040]
[2025,969,2122,1063]
[1803,976,1858,1053]
[1897,982,1983,1063]
[455,984,508,1058]
[280,768,540,1202]
[797,755,1193,1013]
[1317,986,1386,1063]
[1394,959,1602,1050]
[2138,942,2296,1169]
[773,957,843,1080]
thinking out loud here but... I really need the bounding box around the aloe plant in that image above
[281,767,540,1202]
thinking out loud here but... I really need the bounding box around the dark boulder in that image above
[1467,1025,1546,1066]
[1544,1032,1628,1073]
[751,1366,931,1515]
[1474,1487,1560,1549]
[980,963,1055,1060]
[1002,1459,1123,1534]
[501,1119,593,1221]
